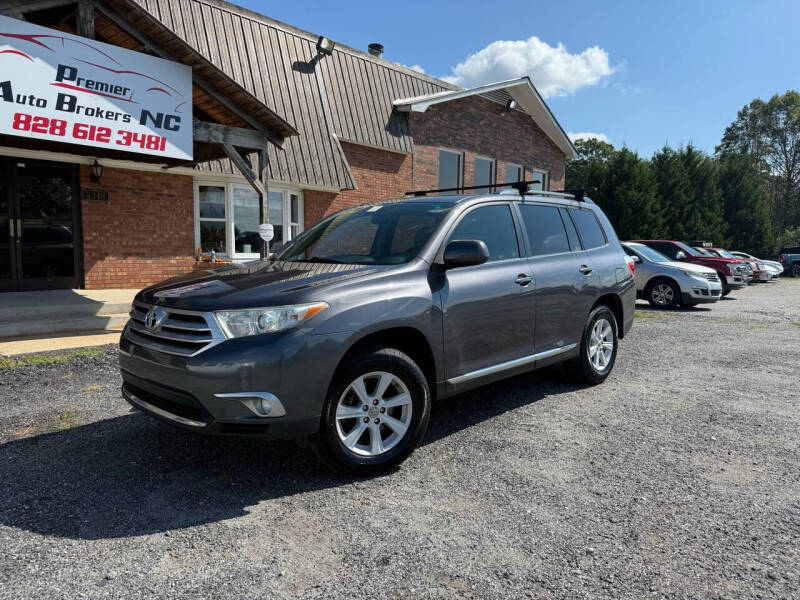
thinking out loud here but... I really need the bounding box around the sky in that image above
[235,0,800,158]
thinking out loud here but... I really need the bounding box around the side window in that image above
[649,242,678,260]
[570,209,607,249]
[559,207,582,251]
[518,205,570,256]
[447,204,520,262]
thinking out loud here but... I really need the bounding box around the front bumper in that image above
[679,277,722,304]
[725,275,747,289]
[119,323,351,439]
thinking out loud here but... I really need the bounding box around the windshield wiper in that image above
[301,256,345,264]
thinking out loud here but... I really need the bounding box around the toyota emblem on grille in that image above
[145,307,165,330]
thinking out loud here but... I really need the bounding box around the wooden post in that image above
[258,146,270,258]
[77,0,95,39]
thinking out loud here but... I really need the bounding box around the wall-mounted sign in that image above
[0,15,193,160]
[258,223,274,242]
[82,189,109,203]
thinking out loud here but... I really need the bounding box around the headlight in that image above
[214,302,328,339]
[680,269,705,280]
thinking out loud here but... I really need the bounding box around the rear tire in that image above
[646,278,679,309]
[566,305,618,385]
[793,263,800,278]
[310,347,431,476]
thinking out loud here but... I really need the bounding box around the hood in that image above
[692,255,744,265]
[138,260,387,311]
[663,261,715,274]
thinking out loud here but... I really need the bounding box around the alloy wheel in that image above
[588,318,614,372]
[335,371,413,457]
[651,283,674,306]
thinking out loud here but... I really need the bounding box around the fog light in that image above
[259,398,272,416]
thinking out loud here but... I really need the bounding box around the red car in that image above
[631,240,751,296]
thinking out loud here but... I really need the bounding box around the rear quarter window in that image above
[518,204,570,256]
[569,209,607,249]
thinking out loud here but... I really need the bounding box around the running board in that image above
[447,344,578,385]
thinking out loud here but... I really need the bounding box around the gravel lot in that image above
[1,280,798,599]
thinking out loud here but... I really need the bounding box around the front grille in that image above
[125,302,224,357]
[711,289,721,296]
[703,272,719,282]
[124,382,207,423]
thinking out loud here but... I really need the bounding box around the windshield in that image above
[626,244,669,263]
[715,249,735,258]
[694,248,715,256]
[277,202,453,265]
[675,241,701,257]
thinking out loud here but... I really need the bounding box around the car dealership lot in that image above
[1,281,798,599]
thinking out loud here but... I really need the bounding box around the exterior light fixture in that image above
[90,159,103,183]
[503,98,518,114]
[316,36,335,56]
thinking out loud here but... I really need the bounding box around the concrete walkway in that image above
[0,289,137,355]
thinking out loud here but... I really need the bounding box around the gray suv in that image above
[120,189,635,474]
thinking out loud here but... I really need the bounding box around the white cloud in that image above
[568,132,610,143]
[397,63,426,74]
[441,36,617,97]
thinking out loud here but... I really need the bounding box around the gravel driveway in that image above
[1,280,798,599]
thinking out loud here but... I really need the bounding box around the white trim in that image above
[504,162,523,184]
[393,77,578,160]
[194,180,304,262]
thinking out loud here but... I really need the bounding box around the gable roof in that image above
[129,0,575,189]
[393,77,578,160]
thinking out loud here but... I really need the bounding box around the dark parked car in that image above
[778,247,800,277]
[120,189,635,474]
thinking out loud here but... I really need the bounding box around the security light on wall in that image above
[316,36,335,56]
[503,98,518,114]
[90,159,103,184]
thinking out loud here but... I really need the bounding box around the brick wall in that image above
[303,141,412,225]
[80,165,195,289]
[301,97,567,228]
[410,95,567,191]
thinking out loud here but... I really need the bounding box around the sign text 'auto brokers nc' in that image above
[0,14,193,160]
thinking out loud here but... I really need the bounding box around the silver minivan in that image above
[622,242,722,308]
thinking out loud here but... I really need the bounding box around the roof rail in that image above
[404,180,586,202]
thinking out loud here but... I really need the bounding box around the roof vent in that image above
[368,43,384,58]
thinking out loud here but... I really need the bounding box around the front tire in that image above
[793,263,800,278]
[311,347,431,475]
[719,276,730,297]
[566,305,618,385]
[646,278,679,308]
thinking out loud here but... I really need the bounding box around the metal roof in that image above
[130,0,574,189]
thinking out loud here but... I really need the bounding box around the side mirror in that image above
[631,255,642,264]
[443,239,489,268]
[675,251,687,260]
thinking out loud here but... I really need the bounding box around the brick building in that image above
[0,0,576,291]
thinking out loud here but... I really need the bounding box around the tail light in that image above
[780,255,785,263]
[626,255,636,275]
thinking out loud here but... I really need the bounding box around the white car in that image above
[729,251,782,279]
[622,242,722,308]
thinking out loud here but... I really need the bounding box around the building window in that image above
[504,162,523,184]
[198,185,227,253]
[529,169,548,191]
[438,149,463,191]
[195,181,303,259]
[474,156,495,193]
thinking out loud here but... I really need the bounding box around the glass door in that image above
[0,159,81,292]
[0,160,15,292]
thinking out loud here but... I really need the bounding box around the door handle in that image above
[579,265,593,275]
[515,273,532,286]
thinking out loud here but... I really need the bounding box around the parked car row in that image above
[621,239,782,309]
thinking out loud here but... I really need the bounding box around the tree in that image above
[680,145,727,245]
[717,91,800,235]
[718,154,775,256]
[566,138,615,196]
[651,146,692,239]
[597,148,665,240]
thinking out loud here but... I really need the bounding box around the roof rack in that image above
[404,180,586,201]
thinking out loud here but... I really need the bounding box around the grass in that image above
[792,322,800,327]
[51,411,78,431]
[634,310,668,319]
[80,384,103,394]
[0,347,101,370]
